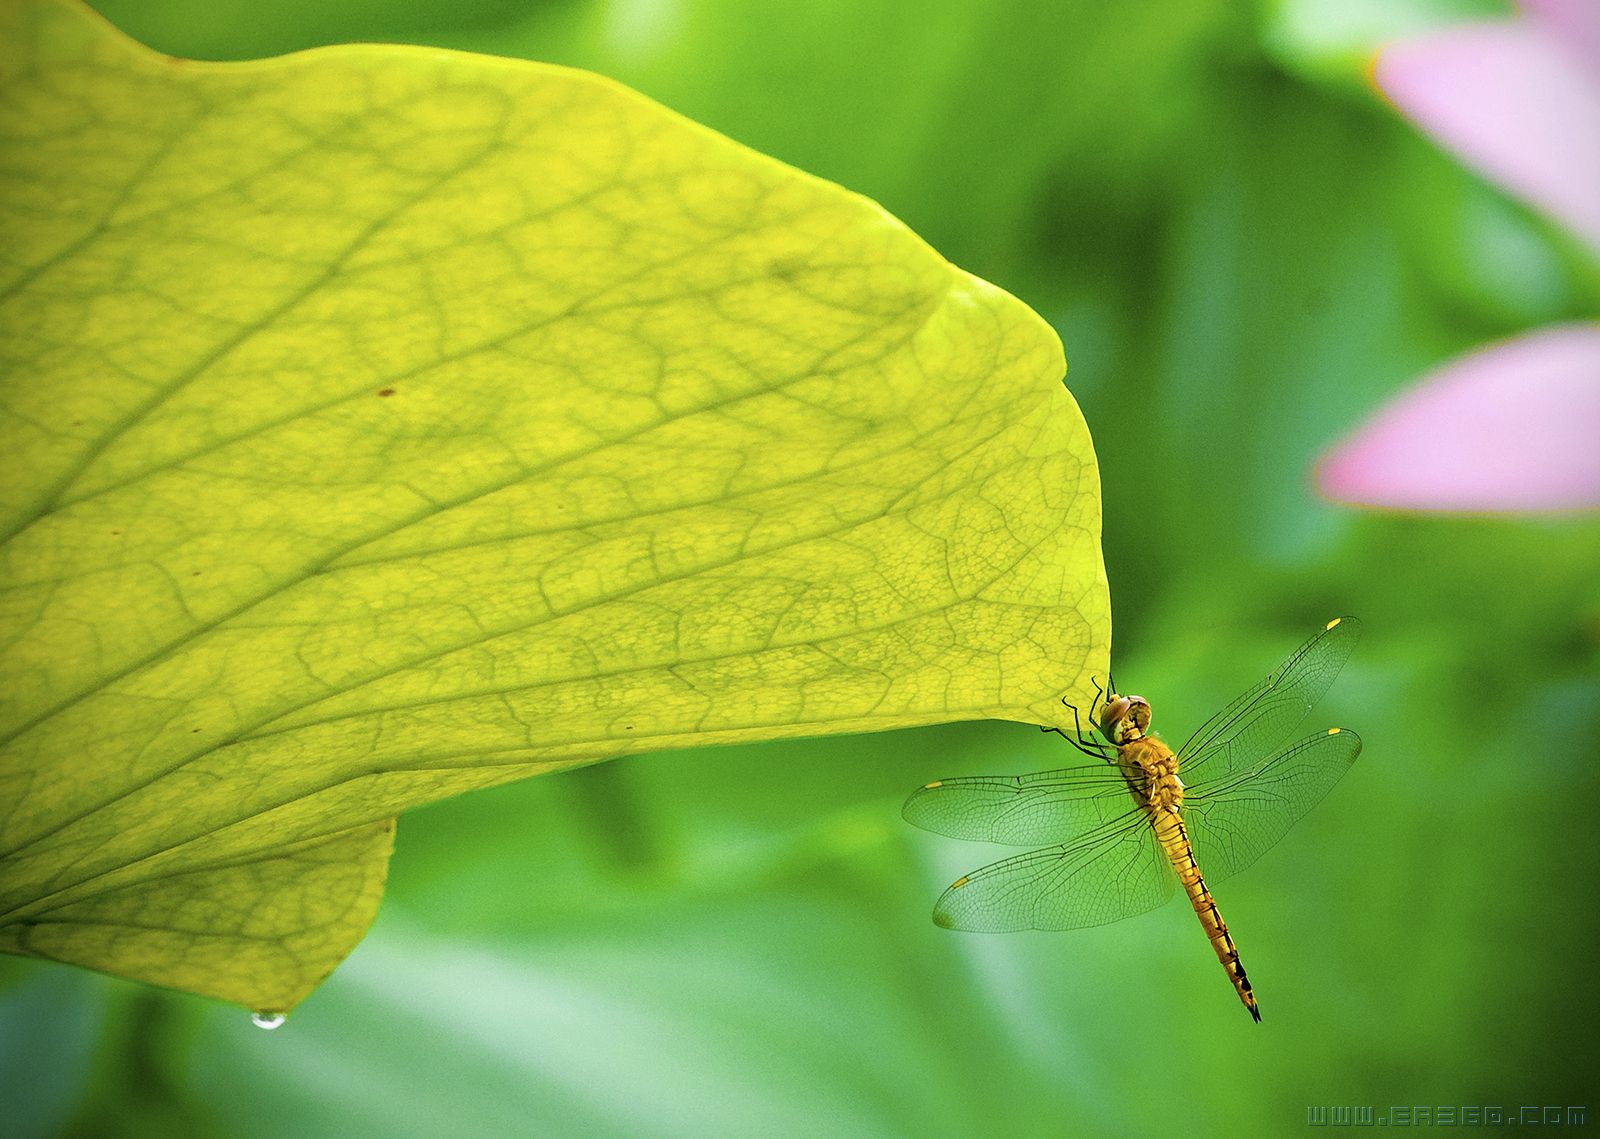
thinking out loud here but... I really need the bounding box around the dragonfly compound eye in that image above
[1097,695,1150,743]
[1096,696,1130,741]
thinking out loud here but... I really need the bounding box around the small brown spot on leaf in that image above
[377,388,396,397]
[768,255,807,279]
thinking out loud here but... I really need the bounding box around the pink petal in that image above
[1519,0,1600,71]
[1317,324,1600,513]
[1375,21,1600,254]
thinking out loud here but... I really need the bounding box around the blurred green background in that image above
[5,1,1598,1135]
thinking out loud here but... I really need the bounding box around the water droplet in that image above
[251,1011,286,1030]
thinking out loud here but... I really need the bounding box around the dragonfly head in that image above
[1097,694,1151,744]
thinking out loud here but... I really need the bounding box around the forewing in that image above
[931,811,1175,932]
[1177,616,1362,780]
[902,763,1134,846]
[1183,728,1363,885]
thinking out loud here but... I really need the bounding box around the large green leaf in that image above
[0,0,1107,1010]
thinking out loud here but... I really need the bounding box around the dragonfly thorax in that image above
[1097,694,1152,745]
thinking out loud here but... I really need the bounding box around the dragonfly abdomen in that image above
[1151,808,1261,1022]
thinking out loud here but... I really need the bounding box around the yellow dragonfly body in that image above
[904,617,1363,1021]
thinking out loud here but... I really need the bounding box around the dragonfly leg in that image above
[1051,697,1111,760]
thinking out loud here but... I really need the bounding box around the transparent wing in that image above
[931,811,1176,932]
[1177,616,1362,780]
[902,763,1135,846]
[1183,728,1363,885]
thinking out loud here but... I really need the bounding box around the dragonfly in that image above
[903,617,1363,1021]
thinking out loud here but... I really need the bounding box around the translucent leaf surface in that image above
[0,0,1108,1008]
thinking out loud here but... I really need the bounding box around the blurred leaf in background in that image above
[3,0,1597,1137]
